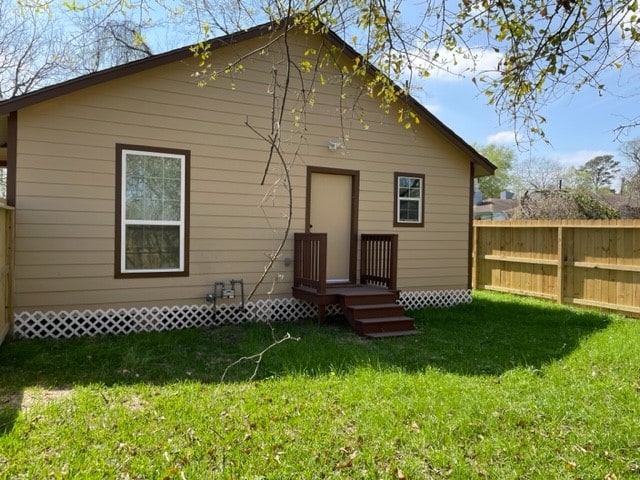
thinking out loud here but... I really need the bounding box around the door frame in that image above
[305,166,360,284]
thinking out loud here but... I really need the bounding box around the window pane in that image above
[408,181,421,197]
[163,180,182,220]
[145,156,164,177]
[399,199,419,222]
[0,167,6,199]
[399,177,412,188]
[125,225,180,270]
[126,156,144,177]
[398,176,422,199]
[164,201,181,221]
[144,197,163,220]
[126,198,144,220]
[125,153,182,222]
[164,158,181,179]
[126,176,145,219]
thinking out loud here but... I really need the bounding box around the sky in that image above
[394,2,640,188]
[413,64,639,175]
[24,1,638,188]
[132,0,640,183]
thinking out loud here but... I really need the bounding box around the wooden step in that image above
[346,303,405,320]
[339,291,399,307]
[327,287,418,338]
[353,315,417,336]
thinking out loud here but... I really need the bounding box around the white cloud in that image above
[405,87,443,114]
[423,103,442,114]
[486,130,518,145]
[552,149,623,191]
[410,47,503,82]
[553,149,615,168]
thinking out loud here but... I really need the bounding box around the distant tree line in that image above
[476,139,640,219]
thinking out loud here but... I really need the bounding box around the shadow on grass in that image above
[0,292,612,434]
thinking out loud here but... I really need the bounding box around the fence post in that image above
[556,225,564,305]
[472,224,478,289]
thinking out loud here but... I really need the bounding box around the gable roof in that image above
[0,20,495,176]
[473,198,518,214]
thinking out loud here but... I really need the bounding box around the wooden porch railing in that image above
[294,232,398,293]
[360,234,398,290]
[293,232,327,294]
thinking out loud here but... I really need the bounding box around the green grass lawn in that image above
[1,291,639,478]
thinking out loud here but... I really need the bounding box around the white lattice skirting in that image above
[13,289,472,339]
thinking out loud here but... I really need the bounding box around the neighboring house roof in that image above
[473,198,518,217]
[0,19,496,177]
[600,193,640,218]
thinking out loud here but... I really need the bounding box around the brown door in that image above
[307,168,358,283]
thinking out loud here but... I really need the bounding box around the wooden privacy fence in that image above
[0,205,14,344]
[473,220,640,317]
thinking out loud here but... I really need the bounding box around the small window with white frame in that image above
[394,172,425,227]
[115,144,190,277]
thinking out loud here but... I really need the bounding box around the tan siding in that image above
[16,168,113,187]
[15,211,112,226]
[16,251,112,265]
[17,237,114,252]
[18,197,112,212]
[17,224,112,239]
[19,183,112,200]
[14,32,474,313]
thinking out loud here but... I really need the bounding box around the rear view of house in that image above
[0,21,494,339]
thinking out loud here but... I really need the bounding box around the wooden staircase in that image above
[293,232,418,338]
[337,288,419,338]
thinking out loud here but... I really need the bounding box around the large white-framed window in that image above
[115,144,190,277]
[394,172,425,227]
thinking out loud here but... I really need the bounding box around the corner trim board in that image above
[6,111,17,207]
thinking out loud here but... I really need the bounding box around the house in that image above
[473,191,517,220]
[600,192,640,219]
[0,20,495,339]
